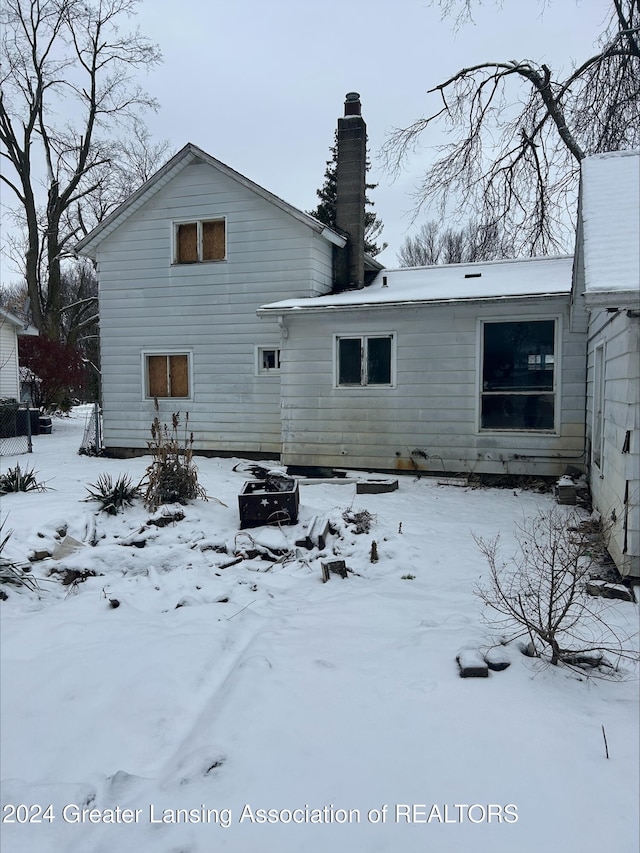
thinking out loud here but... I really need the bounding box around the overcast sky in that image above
[0,0,610,278]
[133,0,608,264]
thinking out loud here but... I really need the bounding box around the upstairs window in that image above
[175,219,226,263]
[336,335,394,387]
[481,320,556,431]
[145,353,190,398]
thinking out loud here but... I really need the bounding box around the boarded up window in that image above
[481,320,556,431]
[177,223,198,263]
[337,335,393,386]
[202,220,226,260]
[169,354,189,397]
[146,354,189,398]
[148,355,169,397]
[175,220,225,263]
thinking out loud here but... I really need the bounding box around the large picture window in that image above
[336,335,394,387]
[481,320,556,431]
[174,219,226,263]
[145,353,190,398]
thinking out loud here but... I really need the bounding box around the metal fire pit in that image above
[238,477,299,529]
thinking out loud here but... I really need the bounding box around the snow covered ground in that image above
[1,407,638,853]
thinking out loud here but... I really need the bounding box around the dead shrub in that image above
[142,408,207,511]
[342,509,375,534]
[474,507,638,674]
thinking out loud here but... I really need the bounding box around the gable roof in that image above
[74,143,346,258]
[580,150,640,296]
[0,306,24,329]
[0,306,38,335]
[259,255,573,314]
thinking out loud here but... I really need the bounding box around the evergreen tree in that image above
[308,134,387,257]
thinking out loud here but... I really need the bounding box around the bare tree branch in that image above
[475,508,639,673]
[0,0,167,343]
[382,0,640,256]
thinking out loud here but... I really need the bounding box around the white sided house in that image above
[75,93,587,480]
[77,94,640,578]
[0,307,38,400]
[260,255,588,479]
[74,94,379,458]
[572,150,640,577]
[73,144,369,456]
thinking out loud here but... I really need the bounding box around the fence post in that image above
[26,404,32,453]
[94,402,100,454]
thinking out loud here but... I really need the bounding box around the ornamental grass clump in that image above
[0,464,48,495]
[0,517,39,594]
[142,409,207,511]
[85,473,140,515]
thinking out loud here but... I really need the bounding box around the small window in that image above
[256,347,281,375]
[336,335,394,387]
[145,353,190,398]
[175,219,225,263]
[481,320,556,431]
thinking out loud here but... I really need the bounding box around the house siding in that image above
[586,307,640,576]
[0,317,19,399]
[278,295,586,477]
[96,161,334,454]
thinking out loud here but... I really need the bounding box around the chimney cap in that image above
[344,92,361,116]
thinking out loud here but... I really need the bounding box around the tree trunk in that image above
[46,198,63,342]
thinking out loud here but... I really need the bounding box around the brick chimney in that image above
[334,92,366,291]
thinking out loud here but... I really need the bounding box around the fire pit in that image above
[238,476,299,529]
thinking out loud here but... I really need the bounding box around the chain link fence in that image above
[0,401,36,456]
[79,403,103,456]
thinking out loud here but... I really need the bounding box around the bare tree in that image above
[0,0,166,342]
[397,218,514,266]
[398,221,442,267]
[475,508,638,673]
[383,0,640,256]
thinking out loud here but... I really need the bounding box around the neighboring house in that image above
[0,307,38,400]
[572,150,640,577]
[259,255,587,479]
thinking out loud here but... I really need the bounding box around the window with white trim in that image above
[481,320,556,430]
[256,346,281,375]
[336,334,394,387]
[144,353,190,398]
[174,219,226,263]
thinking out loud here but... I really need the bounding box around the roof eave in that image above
[0,308,24,328]
[0,307,38,334]
[17,324,39,336]
[364,253,385,272]
[584,289,640,310]
[258,291,569,316]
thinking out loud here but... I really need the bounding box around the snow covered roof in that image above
[581,150,640,295]
[260,255,573,313]
[0,306,38,335]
